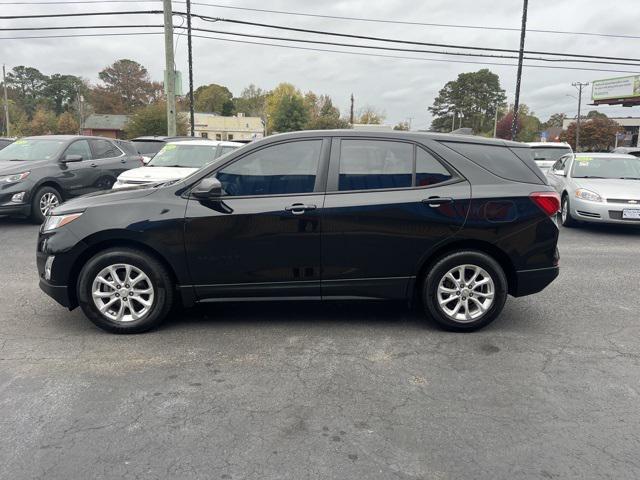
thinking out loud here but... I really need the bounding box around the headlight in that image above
[575,188,602,202]
[42,212,83,232]
[0,171,30,183]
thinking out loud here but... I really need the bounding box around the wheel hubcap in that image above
[437,264,495,323]
[39,192,59,216]
[91,263,155,322]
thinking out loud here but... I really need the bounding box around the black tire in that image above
[30,186,62,224]
[560,194,578,228]
[423,251,508,332]
[77,248,174,334]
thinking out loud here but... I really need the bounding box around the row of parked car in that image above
[0,135,244,222]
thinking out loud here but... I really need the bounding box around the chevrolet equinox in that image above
[37,131,560,333]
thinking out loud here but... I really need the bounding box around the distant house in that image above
[82,114,130,139]
[188,113,264,141]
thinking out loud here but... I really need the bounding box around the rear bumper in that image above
[513,266,559,297]
[39,278,73,308]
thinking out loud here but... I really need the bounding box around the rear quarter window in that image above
[442,142,543,184]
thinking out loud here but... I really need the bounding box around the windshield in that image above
[532,147,572,162]
[133,140,165,156]
[0,138,67,161]
[147,144,218,168]
[572,155,640,179]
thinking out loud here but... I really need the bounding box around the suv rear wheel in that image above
[423,251,507,331]
[77,248,174,333]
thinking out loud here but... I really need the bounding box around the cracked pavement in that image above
[0,217,639,479]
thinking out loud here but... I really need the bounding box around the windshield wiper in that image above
[619,177,640,180]
[575,175,606,179]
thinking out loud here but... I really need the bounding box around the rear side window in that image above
[133,140,164,155]
[339,140,413,191]
[115,140,137,155]
[416,147,452,186]
[443,142,543,184]
[91,139,122,159]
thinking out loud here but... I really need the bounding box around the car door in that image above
[321,137,471,299]
[184,138,330,300]
[57,139,97,197]
[89,138,128,189]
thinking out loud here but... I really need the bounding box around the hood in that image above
[573,178,640,200]
[52,185,158,215]
[0,159,52,174]
[117,166,198,182]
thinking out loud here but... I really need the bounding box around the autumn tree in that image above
[194,83,234,115]
[543,113,567,129]
[394,121,410,131]
[357,105,386,124]
[56,111,79,134]
[124,102,188,138]
[305,93,349,130]
[429,69,506,134]
[561,117,623,152]
[29,107,57,135]
[92,59,160,114]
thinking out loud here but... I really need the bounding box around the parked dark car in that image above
[0,137,14,150]
[0,135,142,222]
[37,130,560,333]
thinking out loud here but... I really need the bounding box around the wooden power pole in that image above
[163,0,177,136]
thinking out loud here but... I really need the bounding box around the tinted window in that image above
[65,140,92,160]
[217,140,322,196]
[339,140,412,191]
[0,139,12,150]
[218,145,240,158]
[133,140,164,155]
[115,140,137,155]
[91,139,121,159]
[416,147,452,186]
[443,142,542,184]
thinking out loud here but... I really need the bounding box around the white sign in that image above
[592,75,640,101]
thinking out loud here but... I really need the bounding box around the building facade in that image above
[82,114,130,139]
[189,113,264,142]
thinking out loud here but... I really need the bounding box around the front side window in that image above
[216,140,322,196]
[64,140,92,160]
[339,140,413,191]
[91,139,121,159]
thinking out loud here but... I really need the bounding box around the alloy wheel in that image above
[91,263,155,322]
[436,264,495,323]
[39,192,60,216]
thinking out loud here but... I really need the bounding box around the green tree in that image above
[429,69,506,134]
[586,110,608,120]
[233,84,267,117]
[95,59,159,113]
[543,112,567,129]
[5,66,48,116]
[45,74,85,115]
[56,111,79,134]
[265,83,301,132]
[357,105,385,124]
[28,107,57,135]
[305,93,349,130]
[271,94,309,133]
[194,83,234,115]
[124,102,188,138]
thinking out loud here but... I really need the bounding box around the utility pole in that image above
[493,106,499,138]
[511,0,528,141]
[572,82,589,152]
[163,0,177,136]
[451,112,455,132]
[2,64,9,137]
[349,93,354,124]
[186,0,195,136]
[407,117,413,130]
[76,87,84,135]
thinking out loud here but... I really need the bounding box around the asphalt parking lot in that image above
[0,217,639,480]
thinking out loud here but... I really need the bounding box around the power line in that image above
[2,23,639,67]
[1,0,639,40]
[4,10,640,64]
[1,29,638,75]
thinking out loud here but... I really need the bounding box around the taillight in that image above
[530,191,560,216]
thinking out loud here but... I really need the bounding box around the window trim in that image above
[199,137,331,199]
[326,137,460,194]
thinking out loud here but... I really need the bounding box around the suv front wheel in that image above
[423,251,508,331]
[77,248,174,333]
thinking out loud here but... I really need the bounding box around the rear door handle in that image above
[90,163,98,168]
[285,203,317,215]
[422,197,453,207]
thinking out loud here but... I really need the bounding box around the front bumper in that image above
[39,277,72,308]
[0,202,30,216]
[572,196,640,224]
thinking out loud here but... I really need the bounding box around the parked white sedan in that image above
[113,139,243,189]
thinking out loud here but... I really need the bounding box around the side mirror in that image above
[555,170,566,177]
[61,154,83,163]
[192,177,223,199]
[142,156,151,165]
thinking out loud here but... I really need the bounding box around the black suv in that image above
[0,135,142,222]
[37,131,560,333]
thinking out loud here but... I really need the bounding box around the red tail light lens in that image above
[530,191,560,216]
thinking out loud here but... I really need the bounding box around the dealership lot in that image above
[0,218,639,479]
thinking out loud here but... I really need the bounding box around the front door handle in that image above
[422,196,453,207]
[285,203,317,215]
[90,163,98,168]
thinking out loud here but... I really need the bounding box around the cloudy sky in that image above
[1,0,639,128]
